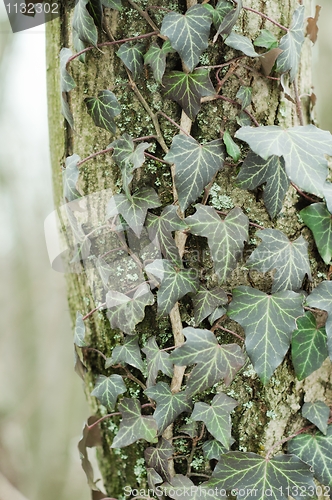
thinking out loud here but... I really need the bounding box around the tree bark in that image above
[46,0,332,497]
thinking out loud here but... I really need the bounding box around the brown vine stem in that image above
[265,416,332,460]
[77,147,113,167]
[83,303,106,321]
[214,95,260,127]
[213,324,244,342]
[87,412,121,430]
[291,182,319,203]
[156,111,192,138]
[240,4,289,32]
[127,0,160,33]
[67,32,159,64]
[82,347,107,361]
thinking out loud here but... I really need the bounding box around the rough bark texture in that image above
[46,0,332,497]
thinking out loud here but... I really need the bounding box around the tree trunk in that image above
[46,0,332,498]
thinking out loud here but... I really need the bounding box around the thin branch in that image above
[83,303,106,321]
[293,80,304,126]
[77,147,113,167]
[144,152,169,164]
[127,0,160,33]
[213,323,244,342]
[291,182,319,203]
[82,347,107,361]
[156,110,192,137]
[87,412,121,430]
[215,95,260,127]
[241,4,289,32]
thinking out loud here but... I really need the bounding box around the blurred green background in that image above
[0,2,331,500]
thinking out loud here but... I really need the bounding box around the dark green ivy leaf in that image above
[192,393,237,448]
[288,426,332,487]
[186,205,249,283]
[73,28,87,62]
[213,0,243,40]
[87,0,103,29]
[236,151,289,218]
[302,401,330,435]
[291,312,328,381]
[105,335,144,372]
[246,229,311,292]
[207,451,315,499]
[235,125,332,197]
[85,90,121,133]
[74,312,86,347]
[101,0,122,9]
[142,337,174,387]
[208,306,227,325]
[144,41,175,84]
[117,43,145,79]
[63,154,82,202]
[300,203,332,265]
[145,259,198,317]
[163,69,215,121]
[223,130,241,162]
[164,135,224,211]
[147,468,163,498]
[146,206,187,265]
[192,286,228,325]
[145,382,192,434]
[91,374,126,410]
[306,281,332,359]
[224,33,259,57]
[212,0,234,30]
[60,48,76,92]
[106,187,161,237]
[111,398,158,448]
[106,283,154,334]
[73,0,98,46]
[145,438,173,482]
[236,86,252,109]
[163,475,221,500]
[160,5,212,72]
[254,29,278,50]
[228,286,304,383]
[179,419,197,437]
[275,5,305,82]
[202,440,227,460]
[170,327,245,396]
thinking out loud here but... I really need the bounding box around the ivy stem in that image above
[67,32,159,64]
[87,412,121,430]
[144,152,169,164]
[214,95,260,127]
[83,303,106,321]
[120,366,147,391]
[156,111,192,138]
[240,4,289,32]
[82,347,107,361]
[291,182,319,203]
[213,323,244,342]
[127,0,160,33]
[265,417,332,460]
[77,147,113,167]
[188,473,211,479]
[293,80,305,126]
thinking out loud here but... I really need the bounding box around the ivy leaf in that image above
[73,28,87,62]
[144,41,175,84]
[236,151,289,219]
[208,306,227,325]
[74,312,86,347]
[246,229,311,292]
[145,438,173,483]
[302,401,330,435]
[275,5,305,82]
[73,0,98,46]
[236,86,252,110]
[170,327,245,396]
[105,335,144,372]
[235,125,332,197]
[142,337,174,387]
[306,281,332,359]
[106,283,154,334]
[60,48,76,92]
[91,374,126,410]
[300,203,332,265]
[254,29,278,50]
[212,0,234,30]
[87,0,103,28]
[291,312,328,381]
[163,475,222,500]
[78,416,102,490]
[145,382,192,434]
[145,259,198,317]
[213,0,242,40]
[160,5,212,72]
[228,286,304,383]
[207,451,315,498]
[85,90,121,133]
[146,206,187,265]
[192,286,228,325]
[288,425,332,487]
[202,440,227,460]
[223,130,241,162]
[163,69,215,121]
[164,135,224,211]
[147,468,163,497]
[61,94,74,129]
[101,0,122,10]
[117,43,144,79]
[111,398,158,448]
[224,33,259,57]
[186,205,249,283]
[192,393,237,448]
[106,187,161,237]
[63,154,82,202]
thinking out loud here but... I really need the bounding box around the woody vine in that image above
[57,0,332,498]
